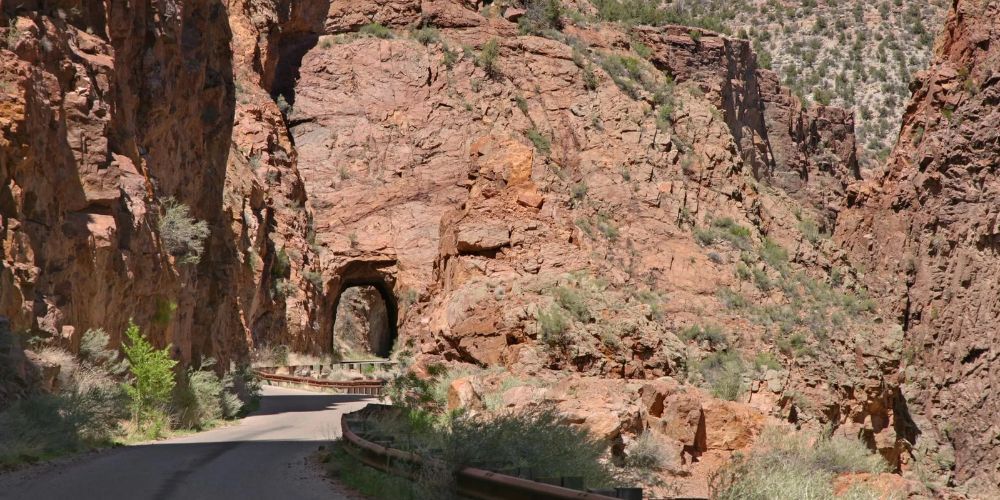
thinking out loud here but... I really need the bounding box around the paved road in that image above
[0,386,372,500]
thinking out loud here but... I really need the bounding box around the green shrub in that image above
[412,27,439,45]
[798,218,824,243]
[514,94,529,114]
[696,350,743,401]
[760,237,788,269]
[478,38,501,78]
[273,278,296,298]
[694,227,717,246]
[582,65,598,90]
[159,198,210,265]
[518,0,563,35]
[360,23,392,39]
[445,408,613,487]
[624,432,670,471]
[537,305,569,347]
[79,328,116,367]
[553,286,590,322]
[680,324,728,348]
[599,55,642,98]
[595,214,619,241]
[631,41,651,59]
[752,267,772,291]
[718,287,747,309]
[735,262,752,281]
[173,365,224,429]
[0,387,125,468]
[304,270,324,289]
[122,320,177,435]
[752,352,782,371]
[153,298,177,325]
[4,20,21,50]
[442,45,458,68]
[571,181,588,200]
[271,248,290,277]
[525,127,550,154]
[327,443,416,498]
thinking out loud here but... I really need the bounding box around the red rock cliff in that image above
[836,0,1000,493]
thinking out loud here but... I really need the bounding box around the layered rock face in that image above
[0,0,937,495]
[275,1,911,493]
[836,0,1000,493]
[0,0,318,393]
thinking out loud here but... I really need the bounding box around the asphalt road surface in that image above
[0,386,372,500]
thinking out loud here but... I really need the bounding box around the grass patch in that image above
[360,23,392,39]
[680,324,728,349]
[525,128,550,155]
[412,27,439,45]
[477,38,501,78]
[711,427,887,500]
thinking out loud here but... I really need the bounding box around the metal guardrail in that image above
[254,370,386,396]
[340,404,632,500]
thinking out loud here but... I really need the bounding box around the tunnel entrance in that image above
[331,282,398,359]
[334,286,392,358]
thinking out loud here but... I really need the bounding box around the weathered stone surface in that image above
[835,0,1000,494]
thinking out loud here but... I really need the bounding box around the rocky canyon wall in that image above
[0,0,945,495]
[836,0,1000,494]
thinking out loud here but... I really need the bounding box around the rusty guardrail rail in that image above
[340,404,636,500]
[254,370,386,396]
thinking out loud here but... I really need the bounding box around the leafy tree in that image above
[122,320,176,431]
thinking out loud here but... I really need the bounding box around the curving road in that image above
[0,386,372,500]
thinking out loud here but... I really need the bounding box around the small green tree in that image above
[122,321,177,433]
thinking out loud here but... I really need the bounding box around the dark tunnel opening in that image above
[330,279,398,359]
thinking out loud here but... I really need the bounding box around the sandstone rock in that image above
[447,377,479,411]
[516,190,544,209]
[700,399,764,451]
[455,222,510,253]
[835,0,1000,493]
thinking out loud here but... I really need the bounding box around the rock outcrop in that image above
[836,0,1000,494]
[0,0,944,495]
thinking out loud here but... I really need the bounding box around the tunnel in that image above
[328,263,399,359]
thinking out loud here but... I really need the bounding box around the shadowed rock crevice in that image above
[333,285,394,358]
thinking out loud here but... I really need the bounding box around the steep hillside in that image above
[837,0,1000,495]
[575,0,950,169]
[0,0,978,497]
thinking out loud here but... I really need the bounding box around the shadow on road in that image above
[249,393,376,417]
[0,389,373,500]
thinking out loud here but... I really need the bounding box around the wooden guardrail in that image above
[340,404,635,500]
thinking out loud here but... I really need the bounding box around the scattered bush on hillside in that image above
[412,27,439,45]
[477,38,501,78]
[624,432,672,471]
[0,339,126,468]
[79,328,118,367]
[553,286,590,322]
[537,304,569,348]
[525,127,551,154]
[159,198,210,265]
[518,0,563,35]
[360,23,392,39]
[711,427,887,500]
